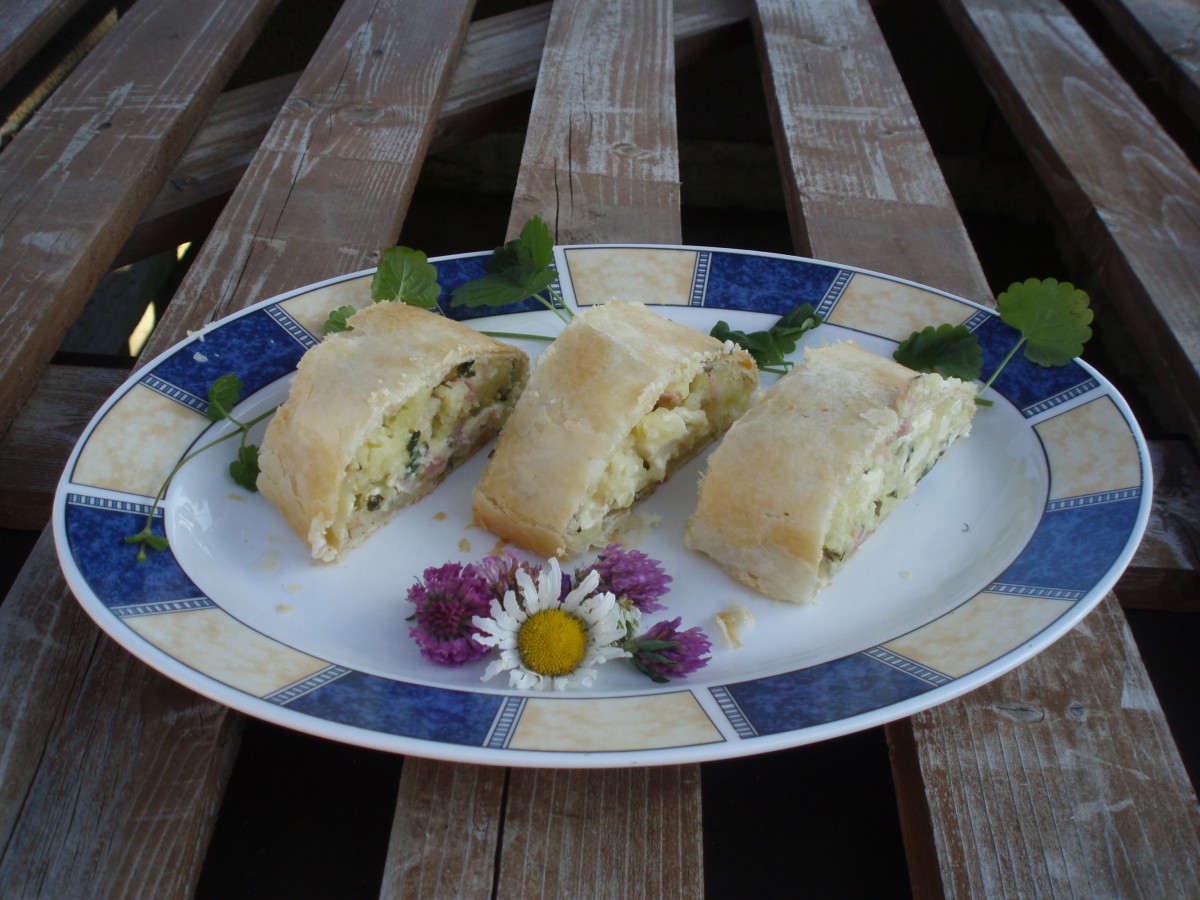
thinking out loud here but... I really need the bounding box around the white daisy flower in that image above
[471,558,629,691]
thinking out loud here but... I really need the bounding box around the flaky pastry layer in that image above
[686,341,976,603]
[258,302,528,561]
[472,300,758,558]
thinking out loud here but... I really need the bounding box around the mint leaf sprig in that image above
[331,219,564,343]
[206,373,268,492]
[710,303,824,375]
[892,322,983,381]
[894,278,1092,405]
[126,374,273,561]
[324,246,441,334]
[450,215,571,324]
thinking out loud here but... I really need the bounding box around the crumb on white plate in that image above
[713,600,755,649]
[609,510,661,546]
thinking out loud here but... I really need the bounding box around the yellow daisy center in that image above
[517,608,588,676]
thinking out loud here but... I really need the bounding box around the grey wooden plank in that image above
[939,0,1200,449]
[508,0,683,244]
[1089,0,1200,127]
[385,2,703,898]
[1,0,476,894]
[752,0,1200,894]
[0,0,91,88]
[751,0,993,306]
[0,0,281,438]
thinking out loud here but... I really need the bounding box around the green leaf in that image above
[452,216,559,310]
[322,304,358,334]
[124,526,168,562]
[371,246,441,308]
[229,443,260,492]
[710,303,823,369]
[997,277,1092,367]
[518,214,554,269]
[894,323,984,380]
[206,373,244,421]
[124,529,168,551]
[451,267,557,309]
[774,302,822,334]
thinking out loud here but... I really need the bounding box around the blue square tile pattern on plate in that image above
[974,316,1098,416]
[283,669,504,746]
[65,499,203,609]
[51,245,1151,766]
[990,496,1142,597]
[432,254,563,321]
[146,308,310,405]
[719,652,937,736]
[700,252,844,315]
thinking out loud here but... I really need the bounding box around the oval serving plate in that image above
[53,245,1151,767]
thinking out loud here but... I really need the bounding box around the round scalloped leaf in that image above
[998,277,1092,367]
[893,322,983,381]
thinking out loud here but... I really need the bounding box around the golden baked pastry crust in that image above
[686,341,976,603]
[472,300,757,558]
[258,301,528,561]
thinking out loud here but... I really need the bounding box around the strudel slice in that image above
[258,302,528,561]
[473,300,758,558]
[686,341,976,603]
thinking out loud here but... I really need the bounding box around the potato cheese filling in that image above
[257,301,529,563]
[571,361,750,545]
[684,341,976,604]
[471,300,759,560]
[333,358,518,549]
[819,384,972,584]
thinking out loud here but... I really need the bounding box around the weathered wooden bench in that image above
[1,0,1196,895]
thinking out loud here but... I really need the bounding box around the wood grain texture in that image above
[751,0,994,307]
[0,2,475,896]
[1118,438,1200,611]
[496,767,705,899]
[750,0,1200,893]
[1089,0,1200,127]
[0,0,280,439]
[114,72,301,269]
[0,362,127,530]
[937,0,1200,449]
[117,0,750,268]
[0,0,90,87]
[418,4,704,897]
[0,531,242,897]
[141,0,477,357]
[509,0,682,244]
[381,759,507,900]
[908,593,1200,897]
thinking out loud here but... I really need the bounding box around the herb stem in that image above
[482,331,555,343]
[127,406,276,559]
[977,336,1025,399]
[538,287,573,324]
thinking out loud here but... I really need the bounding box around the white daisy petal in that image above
[514,569,538,607]
[562,568,601,611]
[536,558,563,609]
[480,658,507,682]
[470,555,629,691]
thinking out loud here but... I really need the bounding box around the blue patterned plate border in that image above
[52,246,1151,767]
